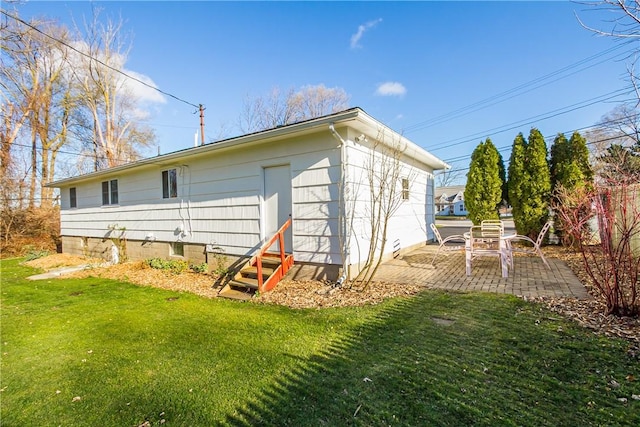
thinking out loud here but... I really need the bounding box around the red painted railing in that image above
[251,217,294,293]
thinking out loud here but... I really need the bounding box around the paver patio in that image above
[375,243,590,299]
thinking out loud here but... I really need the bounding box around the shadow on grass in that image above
[225,291,638,426]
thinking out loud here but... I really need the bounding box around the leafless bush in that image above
[553,182,639,316]
[0,205,60,257]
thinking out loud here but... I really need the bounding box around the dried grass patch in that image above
[23,253,103,270]
[255,280,424,309]
[66,261,220,299]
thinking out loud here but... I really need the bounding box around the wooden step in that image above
[227,277,259,290]
[240,265,276,280]
[217,283,255,301]
[257,255,282,267]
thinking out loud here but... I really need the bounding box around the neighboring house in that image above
[435,185,468,216]
[48,108,449,281]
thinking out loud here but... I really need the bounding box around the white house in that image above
[48,108,449,282]
[435,185,468,216]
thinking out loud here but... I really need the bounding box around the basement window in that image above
[101,179,119,205]
[401,178,410,200]
[162,169,178,199]
[171,242,184,257]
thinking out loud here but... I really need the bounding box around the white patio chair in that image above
[481,219,504,233]
[430,223,466,266]
[465,225,513,277]
[503,221,552,269]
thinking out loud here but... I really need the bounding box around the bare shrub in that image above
[553,182,639,316]
[0,205,60,257]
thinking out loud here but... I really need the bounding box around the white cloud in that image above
[123,70,167,104]
[350,18,383,49]
[375,82,407,96]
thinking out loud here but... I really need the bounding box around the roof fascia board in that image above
[47,108,362,188]
[347,113,450,171]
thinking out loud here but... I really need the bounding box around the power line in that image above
[425,86,633,154]
[403,40,636,134]
[9,140,142,164]
[438,132,636,176]
[0,10,201,110]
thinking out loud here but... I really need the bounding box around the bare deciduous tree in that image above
[73,9,155,169]
[349,130,411,288]
[577,1,640,100]
[435,166,463,187]
[0,15,44,207]
[587,104,640,181]
[239,84,350,133]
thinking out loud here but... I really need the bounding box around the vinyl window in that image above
[401,178,410,200]
[102,179,119,205]
[69,187,77,208]
[162,169,178,199]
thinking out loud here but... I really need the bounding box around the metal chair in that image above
[430,223,465,266]
[465,225,510,277]
[481,219,504,233]
[503,222,551,269]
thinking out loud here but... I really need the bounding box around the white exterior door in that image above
[263,165,292,252]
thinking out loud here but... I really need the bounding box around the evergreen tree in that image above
[508,129,551,239]
[550,133,571,191]
[568,131,593,184]
[550,131,593,192]
[507,133,527,234]
[550,131,594,244]
[525,128,552,238]
[464,138,503,224]
[497,151,508,208]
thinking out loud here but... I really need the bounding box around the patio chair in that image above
[481,219,504,233]
[430,223,466,266]
[465,225,506,275]
[503,221,551,269]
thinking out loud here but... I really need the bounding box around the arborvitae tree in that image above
[508,129,551,239]
[568,131,593,184]
[550,133,571,191]
[551,131,593,191]
[525,128,552,238]
[464,138,503,224]
[507,133,527,234]
[550,131,594,244]
[497,151,508,208]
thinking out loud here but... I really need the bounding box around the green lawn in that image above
[1,258,639,426]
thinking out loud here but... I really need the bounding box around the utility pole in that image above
[199,104,205,146]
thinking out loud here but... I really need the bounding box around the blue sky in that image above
[14,1,636,181]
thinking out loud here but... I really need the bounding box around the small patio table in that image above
[464,227,515,278]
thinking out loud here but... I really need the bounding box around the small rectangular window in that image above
[162,169,178,199]
[102,181,109,205]
[401,178,409,200]
[171,242,184,257]
[110,179,118,204]
[70,187,77,208]
[102,180,119,205]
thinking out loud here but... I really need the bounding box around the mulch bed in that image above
[23,249,639,350]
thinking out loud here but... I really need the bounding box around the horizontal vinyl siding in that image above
[60,131,343,262]
[344,141,435,267]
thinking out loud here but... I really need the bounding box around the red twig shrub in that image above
[554,182,639,317]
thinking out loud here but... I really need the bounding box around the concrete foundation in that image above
[60,236,345,281]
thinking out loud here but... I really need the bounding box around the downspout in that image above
[329,123,350,286]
